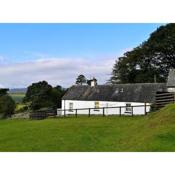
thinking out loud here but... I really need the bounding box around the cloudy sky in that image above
[0,23,162,88]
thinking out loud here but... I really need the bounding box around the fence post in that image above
[103,108,105,116]
[75,109,77,117]
[144,102,147,115]
[64,109,66,117]
[131,106,133,116]
[119,107,121,116]
[88,108,90,117]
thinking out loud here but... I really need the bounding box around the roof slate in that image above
[62,83,167,103]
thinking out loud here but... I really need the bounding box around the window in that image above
[114,88,123,95]
[114,88,119,94]
[125,103,132,113]
[120,88,124,93]
[95,101,99,108]
[69,103,73,112]
[94,101,100,111]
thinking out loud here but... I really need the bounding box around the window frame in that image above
[94,101,100,111]
[69,102,74,112]
[125,103,132,113]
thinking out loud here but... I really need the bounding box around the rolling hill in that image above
[0,104,175,151]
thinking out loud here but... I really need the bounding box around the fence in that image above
[30,109,57,120]
[57,104,151,117]
[155,91,175,109]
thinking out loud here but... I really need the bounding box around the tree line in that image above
[0,74,92,118]
[109,23,175,84]
[75,24,175,85]
[0,82,66,118]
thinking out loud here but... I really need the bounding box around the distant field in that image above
[0,104,174,151]
[9,93,25,103]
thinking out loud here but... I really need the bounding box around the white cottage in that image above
[59,77,169,116]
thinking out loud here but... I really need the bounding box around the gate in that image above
[155,91,175,109]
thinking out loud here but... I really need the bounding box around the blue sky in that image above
[0,23,163,88]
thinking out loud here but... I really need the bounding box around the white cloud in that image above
[0,57,115,88]
[0,84,5,88]
[0,56,6,63]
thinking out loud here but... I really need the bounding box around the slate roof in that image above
[167,69,175,87]
[62,83,167,103]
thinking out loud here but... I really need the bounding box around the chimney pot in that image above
[90,77,97,87]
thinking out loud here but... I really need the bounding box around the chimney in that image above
[90,77,97,87]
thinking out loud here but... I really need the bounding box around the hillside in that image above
[0,104,175,151]
[8,88,26,103]
[9,88,27,93]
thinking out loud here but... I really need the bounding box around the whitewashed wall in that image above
[167,87,175,93]
[58,100,151,116]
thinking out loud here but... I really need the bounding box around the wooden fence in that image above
[155,91,175,109]
[29,104,151,120]
[30,109,57,120]
[57,104,151,117]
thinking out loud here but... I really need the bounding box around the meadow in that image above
[9,93,25,103]
[0,104,175,151]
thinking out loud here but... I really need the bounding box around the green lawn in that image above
[0,104,175,152]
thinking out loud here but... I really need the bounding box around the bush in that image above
[15,104,29,113]
[24,81,66,111]
[0,95,16,118]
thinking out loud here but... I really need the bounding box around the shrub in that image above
[15,104,29,113]
[24,81,66,111]
[0,95,16,118]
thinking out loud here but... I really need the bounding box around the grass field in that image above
[0,104,175,152]
[9,93,25,103]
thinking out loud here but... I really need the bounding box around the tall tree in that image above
[110,23,175,84]
[24,81,66,110]
[51,85,66,108]
[0,89,15,118]
[76,74,87,85]
[0,89,9,96]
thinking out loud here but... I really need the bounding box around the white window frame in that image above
[125,103,132,113]
[69,102,74,112]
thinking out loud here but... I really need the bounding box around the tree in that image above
[109,23,175,84]
[24,81,52,102]
[50,86,66,108]
[0,89,9,95]
[87,79,91,86]
[0,94,15,118]
[24,81,66,110]
[76,74,87,85]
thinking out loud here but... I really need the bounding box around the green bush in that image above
[15,103,29,113]
[0,95,16,118]
[24,81,66,111]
